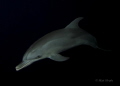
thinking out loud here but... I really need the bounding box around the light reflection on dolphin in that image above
[15,17,105,71]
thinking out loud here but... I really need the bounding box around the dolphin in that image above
[15,17,103,71]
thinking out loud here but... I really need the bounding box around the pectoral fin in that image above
[49,54,69,61]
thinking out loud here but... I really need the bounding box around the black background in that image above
[0,0,113,82]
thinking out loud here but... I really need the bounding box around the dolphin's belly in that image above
[41,37,85,54]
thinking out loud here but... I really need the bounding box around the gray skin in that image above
[15,17,98,71]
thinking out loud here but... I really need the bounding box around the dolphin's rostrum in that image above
[15,17,100,71]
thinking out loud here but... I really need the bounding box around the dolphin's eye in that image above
[36,56,41,58]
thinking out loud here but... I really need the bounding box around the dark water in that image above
[0,0,113,83]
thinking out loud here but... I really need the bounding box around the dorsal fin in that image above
[65,17,83,29]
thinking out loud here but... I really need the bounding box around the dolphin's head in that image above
[15,49,46,71]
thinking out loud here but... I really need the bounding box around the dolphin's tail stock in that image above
[97,47,112,52]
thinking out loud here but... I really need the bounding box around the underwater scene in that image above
[0,0,113,84]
